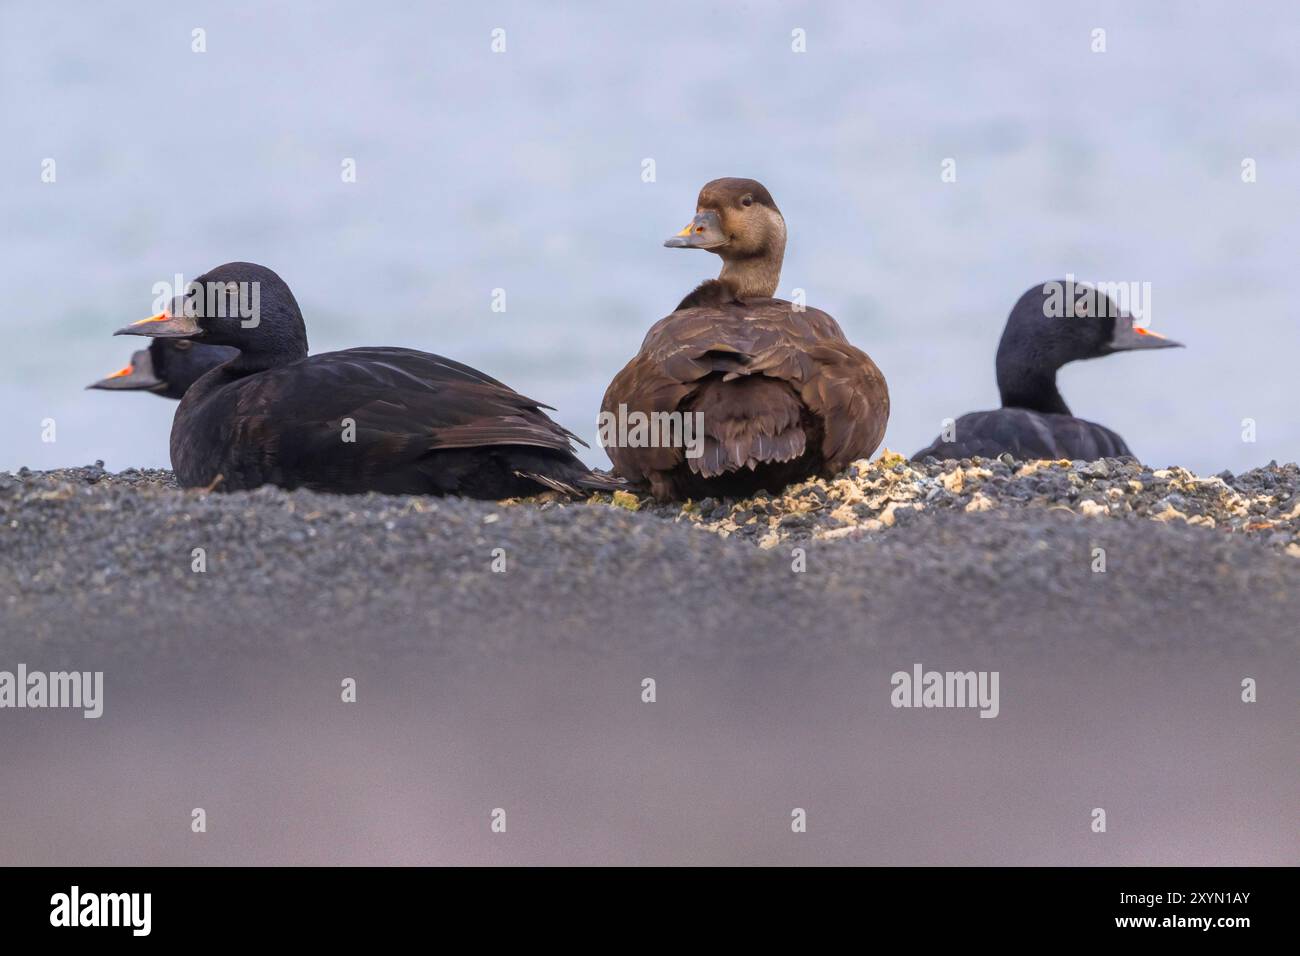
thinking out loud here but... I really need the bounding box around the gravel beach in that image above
[1,456,1296,865]
[610,452,1300,554]
[2,453,1296,667]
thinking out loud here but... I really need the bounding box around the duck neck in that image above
[718,233,785,298]
[997,362,1070,416]
[227,342,307,376]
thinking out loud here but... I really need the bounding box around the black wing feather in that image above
[912,408,1133,461]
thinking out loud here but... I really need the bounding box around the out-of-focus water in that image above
[2,0,1296,475]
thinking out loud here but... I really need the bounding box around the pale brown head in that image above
[664,178,786,297]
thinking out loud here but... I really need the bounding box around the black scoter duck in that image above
[88,338,237,399]
[115,262,620,497]
[601,178,889,501]
[912,281,1183,461]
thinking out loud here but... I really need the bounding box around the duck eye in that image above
[174,340,192,352]
[741,196,753,207]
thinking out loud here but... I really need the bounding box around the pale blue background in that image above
[2,1,1296,474]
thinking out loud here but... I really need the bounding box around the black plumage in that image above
[88,338,237,399]
[116,262,619,498]
[913,281,1183,462]
[917,407,1133,460]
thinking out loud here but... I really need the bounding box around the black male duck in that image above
[115,262,620,497]
[601,178,889,501]
[88,338,237,399]
[912,281,1183,461]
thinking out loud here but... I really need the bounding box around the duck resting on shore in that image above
[114,261,621,498]
[912,281,1183,462]
[88,337,236,399]
[601,178,889,501]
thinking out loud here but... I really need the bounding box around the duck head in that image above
[87,337,239,399]
[664,178,786,298]
[115,262,307,369]
[996,280,1183,414]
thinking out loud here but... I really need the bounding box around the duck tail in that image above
[514,471,582,495]
[514,466,625,497]
[573,469,625,492]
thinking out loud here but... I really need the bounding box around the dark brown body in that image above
[602,295,889,500]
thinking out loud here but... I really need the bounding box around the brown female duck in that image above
[601,178,889,500]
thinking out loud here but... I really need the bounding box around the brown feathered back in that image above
[601,297,889,500]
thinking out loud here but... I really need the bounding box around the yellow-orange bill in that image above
[130,312,170,326]
[105,364,134,379]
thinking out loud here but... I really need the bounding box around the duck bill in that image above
[86,349,164,391]
[114,311,203,339]
[664,209,727,249]
[1108,315,1183,351]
